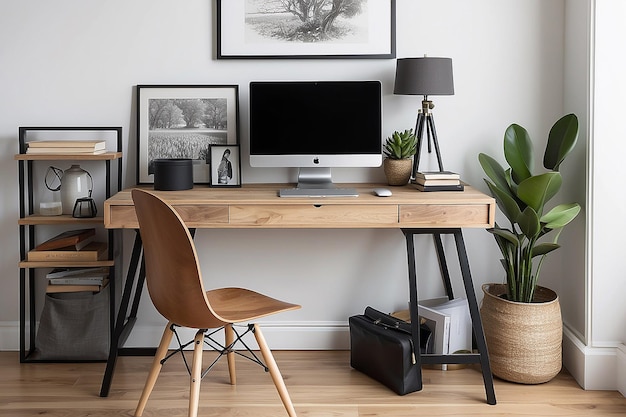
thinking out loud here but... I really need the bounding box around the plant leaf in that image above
[488,227,520,247]
[479,153,509,192]
[541,203,581,229]
[517,206,541,239]
[504,123,533,183]
[544,113,579,171]
[531,242,560,257]
[484,180,522,224]
[517,172,562,213]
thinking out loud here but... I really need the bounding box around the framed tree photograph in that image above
[217,0,396,59]
[209,144,241,187]
[136,85,239,185]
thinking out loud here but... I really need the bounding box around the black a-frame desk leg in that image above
[100,230,147,397]
[402,228,496,405]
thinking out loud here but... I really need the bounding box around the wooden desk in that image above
[104,183,495,229]
[101,183,497,404]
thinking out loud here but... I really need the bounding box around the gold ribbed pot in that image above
[480,283,562,384]
[383,158,412,186]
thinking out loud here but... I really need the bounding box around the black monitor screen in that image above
[249,81,382,159]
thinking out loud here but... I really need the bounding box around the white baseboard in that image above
[123,321,352,351]
[563,325,625,395]
[618,344,626,397]
[0,322,19,351]
[0,320,352,352]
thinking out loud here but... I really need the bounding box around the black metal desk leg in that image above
[403,231,424,392]
[453,231,497,405]
[99,231,144,397]
[433,233,454,300]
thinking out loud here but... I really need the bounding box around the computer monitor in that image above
[249,80,382,197]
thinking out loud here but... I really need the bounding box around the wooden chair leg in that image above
[188,329,205,417]
[224,323,236,385]
[253,324,297,417]
[135,322,175,417]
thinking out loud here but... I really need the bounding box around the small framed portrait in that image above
[136,85,239,185]
[209,144,241,187]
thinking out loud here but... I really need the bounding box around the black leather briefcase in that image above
[349,306,431,395]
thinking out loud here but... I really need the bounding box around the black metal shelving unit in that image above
[16,126,123,363]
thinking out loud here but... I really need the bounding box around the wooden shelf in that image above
[19,215,104,226]
[14,152,122,161]
[19,260,114,268]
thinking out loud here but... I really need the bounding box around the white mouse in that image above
[373,188,392,197]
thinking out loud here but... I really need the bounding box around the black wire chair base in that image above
[162,323,269,381]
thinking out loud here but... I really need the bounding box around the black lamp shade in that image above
[394,57,454,96]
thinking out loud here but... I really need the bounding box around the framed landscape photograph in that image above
[136,85,239,184]
[217,0,396,59]
[209,144,241,187]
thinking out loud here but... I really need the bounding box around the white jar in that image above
[60,165,92,215]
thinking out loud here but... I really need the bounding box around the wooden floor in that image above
[1,350,625,416]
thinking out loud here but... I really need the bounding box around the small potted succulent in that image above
[383,129,417,185]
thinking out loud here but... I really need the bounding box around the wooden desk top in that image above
[104,183,495,229]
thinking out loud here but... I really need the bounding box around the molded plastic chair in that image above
[131,189,301,417]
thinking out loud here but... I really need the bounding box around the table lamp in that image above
[394,57,454,176]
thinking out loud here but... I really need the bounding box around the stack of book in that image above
[413,171,464,192]
[26,140,107,155]
[27,228,108,262]
[45,267,109,293]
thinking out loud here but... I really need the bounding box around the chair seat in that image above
[207,287,300,324]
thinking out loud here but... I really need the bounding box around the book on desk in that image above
[413,171,464,192]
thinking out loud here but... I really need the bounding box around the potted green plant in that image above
[478,113,581,384]
[383,129,417,185]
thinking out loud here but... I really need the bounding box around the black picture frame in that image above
[217,0,396,59]
[209,144,241,187]
[136,85,239,185]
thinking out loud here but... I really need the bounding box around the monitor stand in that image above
[279,168,359,198]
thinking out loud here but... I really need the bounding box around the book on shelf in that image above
[27,140,106,150]
[45,266,108,279]
[413,177,461,186]
[415,183,465,192]
[26,147,107,155]
[46,267,108,282]
[49,276,107,285]
[27,241,108,261]
[35,228,96,251]
[46,278,109,294]
[414,170,461,180]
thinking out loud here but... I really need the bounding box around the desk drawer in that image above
[230,204,398,227]
[399,204,492,228]
[175,205,229,226]
[105,205,229,229]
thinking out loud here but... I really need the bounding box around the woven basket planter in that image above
[480,283,562,384]
[383,158,412,186]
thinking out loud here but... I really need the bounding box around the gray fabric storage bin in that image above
[35,287,110,360]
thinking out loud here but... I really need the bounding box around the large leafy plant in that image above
[478,114,581,303]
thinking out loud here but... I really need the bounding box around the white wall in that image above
[2,0,621,393]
